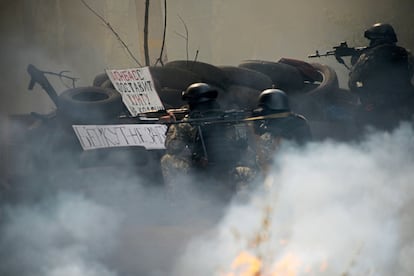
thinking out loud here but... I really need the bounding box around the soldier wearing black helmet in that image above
[349,23,414,130]
[252,89,311,173]
[161,83,257,197]
[253,89,312,142]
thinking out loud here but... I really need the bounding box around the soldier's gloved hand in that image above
[159,111,176,123]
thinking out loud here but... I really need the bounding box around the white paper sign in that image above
[105,67,164,116]
[72,124,167,151]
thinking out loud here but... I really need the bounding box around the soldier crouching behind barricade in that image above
[160,83,258,199]
[251,89,312,175]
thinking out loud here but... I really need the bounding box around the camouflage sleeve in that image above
[164,122,196,156]
[349,45,414,91]
[238,125,260,169]
[255,132,282,174]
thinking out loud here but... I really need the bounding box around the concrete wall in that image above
[1,0,414,115]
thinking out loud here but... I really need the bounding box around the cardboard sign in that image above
[106,67,164,116]
[72,124,167,151]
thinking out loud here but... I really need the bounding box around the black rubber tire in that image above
[278,58,322,82]
[164,60,229,89]
[157,87,186,109]
[101,79,115,89]
[289,93,326,121]
[92,72,109,87]
[218,66,273,91]
[238,60,304,92]
[149,66,202,90]
[218,85,261,110]
[58,87,123,124]
[305,63,339,97]
[289,64,340,121]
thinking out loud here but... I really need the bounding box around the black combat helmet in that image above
[257,88,290,113]
[182,83,218,105]
[364,23,398,45]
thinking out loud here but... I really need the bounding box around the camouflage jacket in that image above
[164,110,257,170]
[254,113,312,173]
[348,43,414,95]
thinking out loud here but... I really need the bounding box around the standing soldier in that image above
[348,23,414,130]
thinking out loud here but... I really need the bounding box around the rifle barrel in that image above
[165,112,291,125]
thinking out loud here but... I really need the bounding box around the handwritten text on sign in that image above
[72,124,167,151]
[106,67,164,116]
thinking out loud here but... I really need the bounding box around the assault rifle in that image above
[166,109,252,126]
[163,109,292,126]
[308,41,367,69]
[162,109,292,163]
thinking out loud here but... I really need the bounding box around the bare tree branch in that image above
[173,31,187,40]
[177,14,189,62]
[193,49,199,62]
[143,0,150,66]
[155,0,167,66]
[80,0,142,66]
[43,70,79,88]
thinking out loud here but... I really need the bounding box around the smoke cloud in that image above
[0,192,120,276]
[1,1,414,275]
[173,123,414,276]
[2,121,414,276]
[0,117,228,276]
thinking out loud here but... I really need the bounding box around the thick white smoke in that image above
[173,123,414,276]
[0,134,227,276]
[0,192,121,276]
[2,121,414,276]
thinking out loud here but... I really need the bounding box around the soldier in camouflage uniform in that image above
[252,89,312,174]
[161,83,258,196]
[348,23,414,130]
